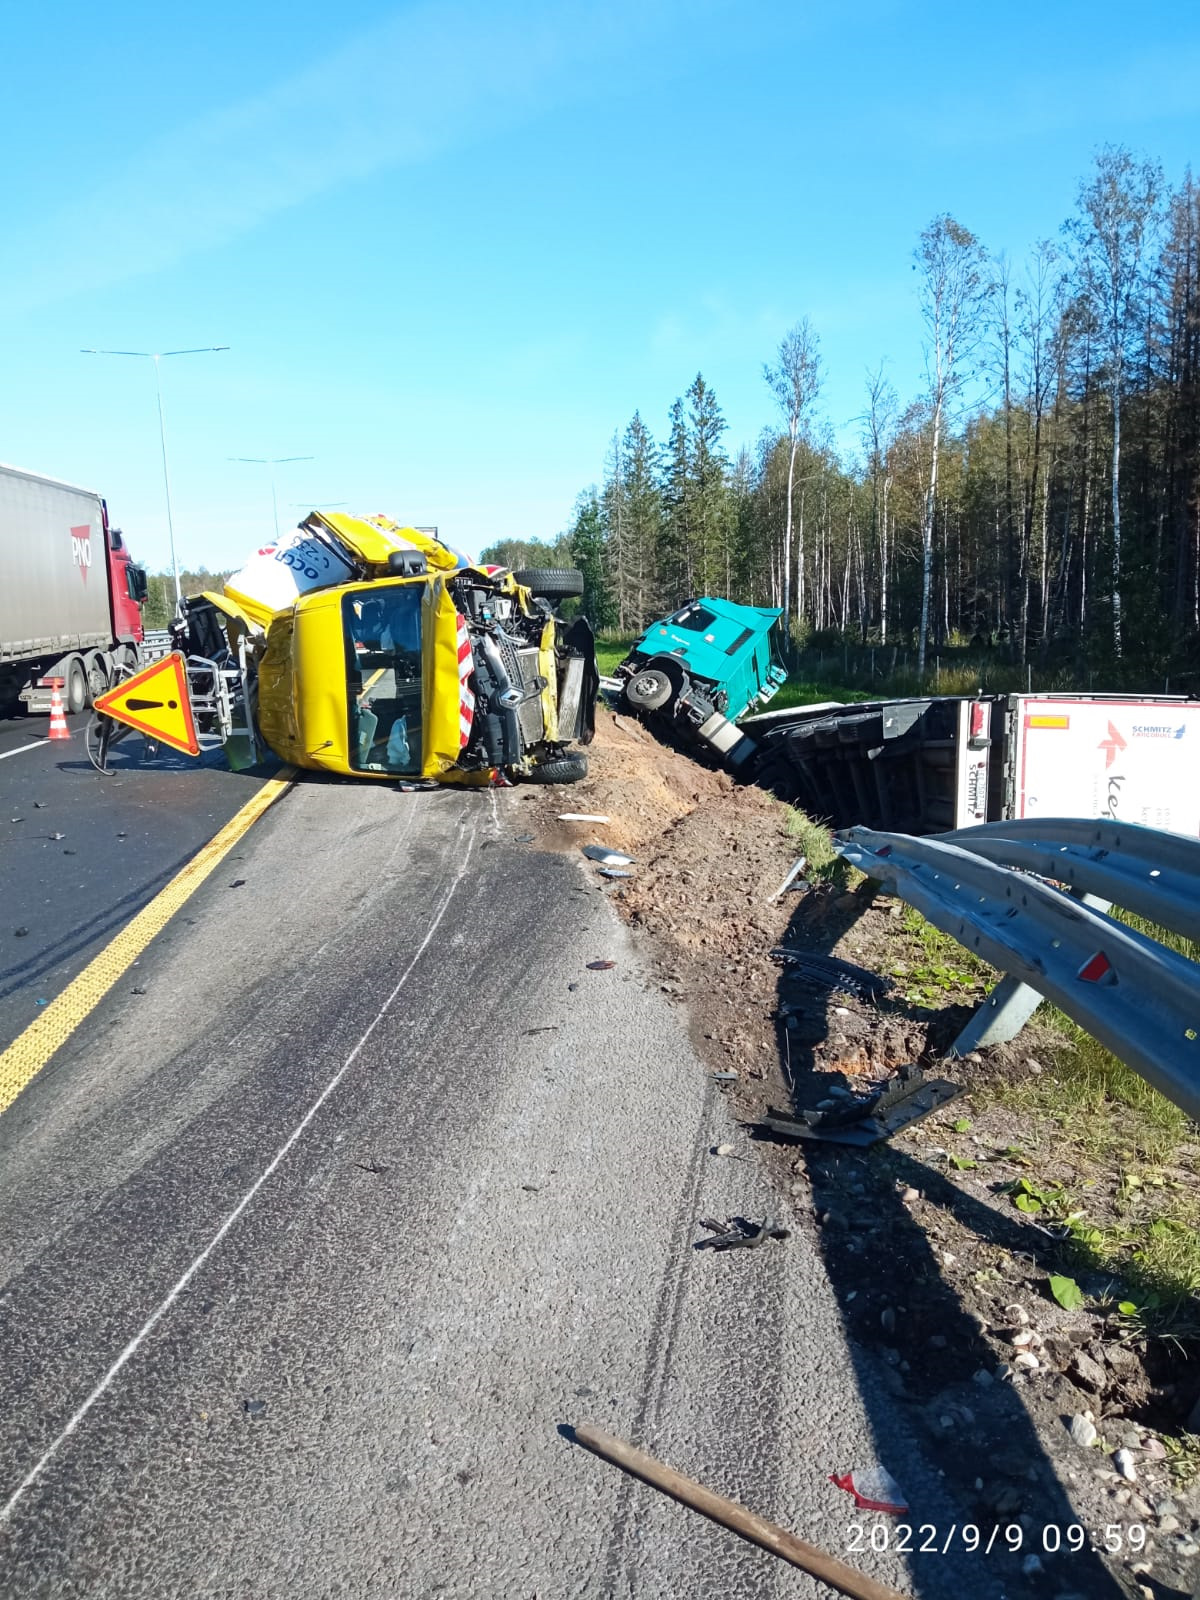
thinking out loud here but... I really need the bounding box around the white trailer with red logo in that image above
[750,692,1200,839]
[0,462,149,715]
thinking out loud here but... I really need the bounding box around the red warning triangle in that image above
[94,651,200,756]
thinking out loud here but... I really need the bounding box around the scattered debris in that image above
[514,833,536,843]
[242,1399,266,1418]
[32,801,45,808]
[695,1216,790,1250]
[586,959,616,971]
[582,845,633,867]
[13,927,28,937]
[558,813,610,823]
[47,831,64,841]
[767,857,809,903]
[522,1025,559,1035]
[63,848,76,855]
[229,879,246,888]
[354,1159,390,1174]
[130,987,147,996]
[1114,1448,1138,1482]
[9,817,22,824]
[712,1070,738,1084]
[597,868,634,879]
[829,1465,909,1515]
[763,1065,962,1146]
[770,947,891,1000]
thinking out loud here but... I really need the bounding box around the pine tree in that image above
[569,489,615,630]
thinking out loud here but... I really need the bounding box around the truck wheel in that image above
[85,653,108,703]
[512,568,585,599]
[523,754,588,784]
[625,667,673,712]
[65,659,88,715]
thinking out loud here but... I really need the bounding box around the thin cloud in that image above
[0,0,724,311]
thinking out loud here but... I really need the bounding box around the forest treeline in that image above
[483,147,1200,687]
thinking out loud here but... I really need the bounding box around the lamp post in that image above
[82,346,229,608]
[230,457,315,540]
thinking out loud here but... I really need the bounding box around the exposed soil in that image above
[519,709,1200,1600]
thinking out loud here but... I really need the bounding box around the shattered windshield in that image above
[344,586,423,774]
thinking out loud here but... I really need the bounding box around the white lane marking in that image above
[0,736,68,762]
[0,807,479,1528]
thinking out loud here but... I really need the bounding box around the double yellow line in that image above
[0,770,295,1116]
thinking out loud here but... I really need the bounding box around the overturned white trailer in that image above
[746,693,1200,838]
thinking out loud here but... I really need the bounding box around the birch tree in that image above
[1067,146,1162,656]
[914,215,990,676]
[764,319,822,648]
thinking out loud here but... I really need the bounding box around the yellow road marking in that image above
[0,768,296,1116]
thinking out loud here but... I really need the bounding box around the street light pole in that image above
[82,346,229,609]
[230,457,315,539]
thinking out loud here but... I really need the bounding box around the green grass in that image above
[594,635,635,677]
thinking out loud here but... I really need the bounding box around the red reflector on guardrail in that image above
[1078,951,1113,983]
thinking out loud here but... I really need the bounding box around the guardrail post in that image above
[948,891,1111,1057]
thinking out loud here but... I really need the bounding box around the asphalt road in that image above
[0,767,1007,1598]
[0,711,274,1057]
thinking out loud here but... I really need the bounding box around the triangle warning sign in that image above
[94,652,200,756]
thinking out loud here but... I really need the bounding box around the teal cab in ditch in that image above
[614,597,788,767]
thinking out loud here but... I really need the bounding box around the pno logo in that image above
[70,524,92,584]
[1098,721,1126,769]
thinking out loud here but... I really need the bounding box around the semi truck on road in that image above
[0,462,149,715]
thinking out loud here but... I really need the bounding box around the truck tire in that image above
[65,658,88,715]
[624,666,674,712]
[523,754,588,784]
[85,652,108,704]
[512,568,585,599]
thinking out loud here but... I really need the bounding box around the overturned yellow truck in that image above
[105,513,598,785]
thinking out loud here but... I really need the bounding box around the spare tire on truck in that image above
[513,568,585,600]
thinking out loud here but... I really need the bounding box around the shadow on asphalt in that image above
[761,883,1129,1600]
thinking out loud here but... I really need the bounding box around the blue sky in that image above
[2,0,1197,572]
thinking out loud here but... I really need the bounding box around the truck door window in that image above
[344,587,423,774]
[670,604,717,631]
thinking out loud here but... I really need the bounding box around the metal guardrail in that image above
[833,825,1200,1122]
[141,630,172,661]
[941,817,1200,943]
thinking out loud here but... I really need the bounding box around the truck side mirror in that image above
[387,551,427,577]
[128,565,149,603]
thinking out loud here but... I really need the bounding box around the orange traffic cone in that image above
[47,679,70,740]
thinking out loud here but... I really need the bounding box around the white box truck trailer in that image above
[0,462,148,714]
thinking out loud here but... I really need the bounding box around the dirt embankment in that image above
[518,709,1200,1600]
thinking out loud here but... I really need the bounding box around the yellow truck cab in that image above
[180,511,597,785]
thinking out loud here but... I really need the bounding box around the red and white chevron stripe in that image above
[456,614,475,748]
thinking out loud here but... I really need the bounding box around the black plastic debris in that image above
[763,1063,963,1146]
[229,879,246,888]
[695,1216,790,1251]
[770,947,891,1000]
[13,927,28,937]
[354,1160,390,1175]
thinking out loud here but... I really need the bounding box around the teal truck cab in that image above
[614,597,788,768]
